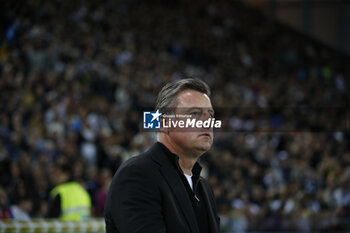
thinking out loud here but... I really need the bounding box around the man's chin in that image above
[196,143,212,153]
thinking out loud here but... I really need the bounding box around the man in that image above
[105,79,220,233]
[47,162,91,221]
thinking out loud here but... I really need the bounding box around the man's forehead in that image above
[175,89,212,108]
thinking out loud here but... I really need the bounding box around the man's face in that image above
[167,89,214,157]
[53,168,69,185]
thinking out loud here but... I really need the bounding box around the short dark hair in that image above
[155,78,211,114]
[58,162,74,180]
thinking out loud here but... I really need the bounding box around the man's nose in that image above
[201,111,212,121]
[200,111,213,130]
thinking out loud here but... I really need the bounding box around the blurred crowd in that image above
[0,0,349,232]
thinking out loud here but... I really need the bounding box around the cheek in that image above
[171,132,196,145]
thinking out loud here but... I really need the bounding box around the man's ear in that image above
[159,115,169,134]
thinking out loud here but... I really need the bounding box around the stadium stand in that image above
[1,0,349,232]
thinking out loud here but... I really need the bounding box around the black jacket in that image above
[105,142,220,233]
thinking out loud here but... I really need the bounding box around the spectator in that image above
[46,162,91,221]
[9,197,32,220]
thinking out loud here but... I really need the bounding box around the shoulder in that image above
[117,149,156,174]
[107,145,164,200]
[115,143,164,176]
[50,184,64,198]
[109,144,163,187]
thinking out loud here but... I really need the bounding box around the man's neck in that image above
[159,138,200,176]
[177,156,195,175]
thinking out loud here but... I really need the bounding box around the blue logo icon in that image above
[143,110,161,129]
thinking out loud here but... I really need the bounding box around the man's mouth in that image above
[198,133,211,138]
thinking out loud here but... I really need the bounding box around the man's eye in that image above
[191,112,201,117]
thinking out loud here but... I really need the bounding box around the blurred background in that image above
[0,0,349,232]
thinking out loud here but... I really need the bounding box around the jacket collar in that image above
[156,142,202,178]
[149,142,200,233]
